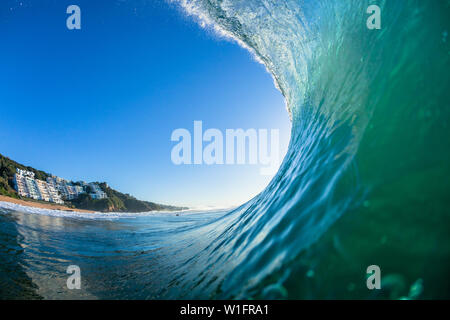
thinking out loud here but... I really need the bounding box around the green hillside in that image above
[69,182,186,212]
[0,154,50,198]
[0,153,187,212]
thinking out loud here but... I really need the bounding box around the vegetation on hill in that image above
[69,182,186,212]
[0,153,186,212]
[0,154,50,198]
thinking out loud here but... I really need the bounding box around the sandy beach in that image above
[0,195,95,213]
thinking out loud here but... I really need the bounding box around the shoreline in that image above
[0,195,96,213]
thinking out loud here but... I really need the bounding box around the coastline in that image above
[0,195,95,213]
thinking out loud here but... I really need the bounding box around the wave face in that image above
[1,0,449,300]
[169,0,450,299]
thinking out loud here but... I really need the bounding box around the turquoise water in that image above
[1,0,450,299]
[0,208,231,299]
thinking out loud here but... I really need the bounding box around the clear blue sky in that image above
[0,0,290,208]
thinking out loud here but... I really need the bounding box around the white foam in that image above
[0,201,190,220]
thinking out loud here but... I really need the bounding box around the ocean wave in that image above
[1,0,448,299]
[168,0,450,299]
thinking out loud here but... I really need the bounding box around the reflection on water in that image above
[1,0,449,300]
[0,208,228,299]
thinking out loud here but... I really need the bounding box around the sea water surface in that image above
[0,204,230,299]
[1,0,450,299]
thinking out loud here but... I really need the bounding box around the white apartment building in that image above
[14,169,64,204]
[47,176,86,200]
[88,183,107,199]
[14,169,107,203]
[16,168,35,178]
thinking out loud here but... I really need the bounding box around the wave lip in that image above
[171,0,450,299]
[1,0,448,300]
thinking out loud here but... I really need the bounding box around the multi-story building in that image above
[16,168,35,178]
[89,183,107,200]
[47,176,85,200]
[14,169,64,204]
[14,169,107,204]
